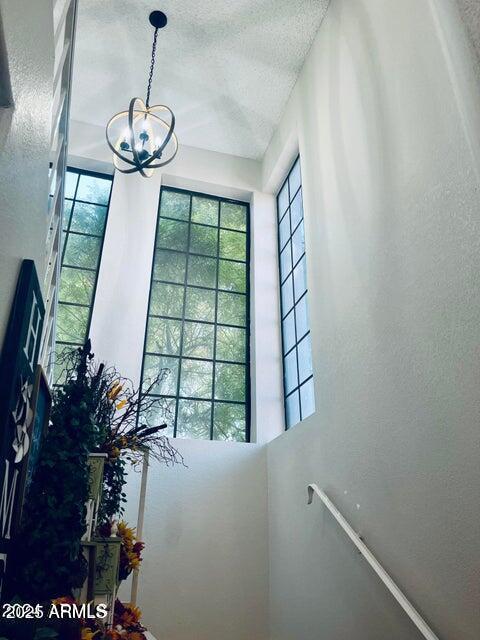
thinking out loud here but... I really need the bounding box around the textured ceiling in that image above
[70,0,329,159]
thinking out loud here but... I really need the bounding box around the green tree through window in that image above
[55,168,113,380]
[140,188,250,441]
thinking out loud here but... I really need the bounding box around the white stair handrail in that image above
[307,484,440,640]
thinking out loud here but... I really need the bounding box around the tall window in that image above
[55,168,112,373]
[277,157,315,428]
[140,187,250,442]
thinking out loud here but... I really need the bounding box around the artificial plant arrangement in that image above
[88,361,183,527]
[3,340,183,639]
[80,599,147,640]
[11,342,102,602]
[98,521,144,582]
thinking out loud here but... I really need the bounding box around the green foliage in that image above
[58,268,95,306]
[220,201,247,231]
[33,629,58,639]
[12,342,103,601]
[219,229,246,261]
[191,195,218,225]
[56,303,89,343]
[63,233,102,269]
[97,456,127,524]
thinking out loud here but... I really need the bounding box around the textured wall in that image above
[0,0,53,344]
[125,440,269,640]
[456,0,480,64]
[264,0,480,638]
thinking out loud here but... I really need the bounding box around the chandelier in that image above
[106,11,178,178]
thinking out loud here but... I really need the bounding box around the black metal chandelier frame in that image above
[105,11,178,178]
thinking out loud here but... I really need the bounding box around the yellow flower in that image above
[118,521,136,539]
[107,383,123,401]
[81,629,99,640]
[120,603,142,627]
[116,399,127,410]
[52,596,75,605]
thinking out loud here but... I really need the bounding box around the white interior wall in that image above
[263,1,480,638]
[0,0,53,343]
[69,121,280,639]
[122,440,269,640]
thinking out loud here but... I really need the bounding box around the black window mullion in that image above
[144,393,246,406]
[56,340,84,348]
[162,216,247,235]
[290,184,302,204]
[58,300,91,309]
[147,313,246,331]
[280,250,306,289]
[70,197,109,208]
[144,351,245,367]
[210,200,221,441]
[151,279,247,295]
[65,229,104,240]
[287,178,302,423]
[173,193,193,438]
[277,208,288,428]
[153,246,246,266]
[284,373,313,401]
[61,172,79,264]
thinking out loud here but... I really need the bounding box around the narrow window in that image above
[140,187,250,442]
[55,167,112,371]
[277,157,315,428]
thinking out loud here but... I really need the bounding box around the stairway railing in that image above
[307,483,440,640]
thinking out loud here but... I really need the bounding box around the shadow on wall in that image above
[0,12,12,107]
[0,12,13,148]
[326,0,398,331]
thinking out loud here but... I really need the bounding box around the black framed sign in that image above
[0,260,45,599]
[17,365,52,516]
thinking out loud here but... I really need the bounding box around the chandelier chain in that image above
[106,11,177,177]
[146,27,159,108]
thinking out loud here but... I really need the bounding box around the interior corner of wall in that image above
[261,113,299,196]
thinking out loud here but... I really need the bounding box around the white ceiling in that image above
[70,0,329,160]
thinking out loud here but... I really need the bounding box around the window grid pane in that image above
[55,167,112,379]
[141,187,250,442]
[277,157,315,429]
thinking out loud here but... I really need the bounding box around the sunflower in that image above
[117,521,144,580]
[51,595,75,605]
[119,603,142,628]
